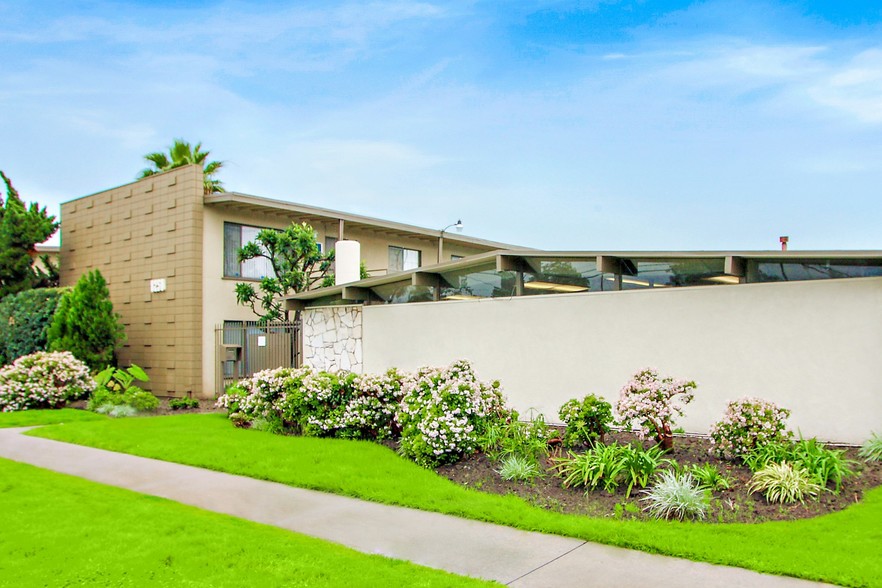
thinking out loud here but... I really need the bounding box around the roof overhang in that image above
[204,192,521,250]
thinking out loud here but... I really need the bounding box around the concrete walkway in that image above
[0,427,834,587]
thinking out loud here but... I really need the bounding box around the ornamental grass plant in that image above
[641,470,709,521]
[859,433,882,462]
[748,461,824,504]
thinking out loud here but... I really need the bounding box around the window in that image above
[224,223,276,279]
[388,246,421,272]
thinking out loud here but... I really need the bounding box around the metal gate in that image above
[215,321,300,394]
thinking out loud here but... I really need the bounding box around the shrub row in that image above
[218,359,508,467]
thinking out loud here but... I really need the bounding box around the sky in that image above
[1,0,881,250]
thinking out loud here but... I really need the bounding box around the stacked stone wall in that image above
[302,306,363,372]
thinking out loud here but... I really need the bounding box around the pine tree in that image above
[0,170,58,299]
[47,270,126,370]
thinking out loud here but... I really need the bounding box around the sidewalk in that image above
[0,427,834,587]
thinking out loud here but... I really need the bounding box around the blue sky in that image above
[1,0,880,250]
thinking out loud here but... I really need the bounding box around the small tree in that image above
[47,270,126,371]
[0,171,58,299]
[235,222,334,323]
[616,368,697,451]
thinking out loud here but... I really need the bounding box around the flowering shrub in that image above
[300,369,406,439]
[397,360,507,467]
[709,397,791,459]
[217,366,309,423]
[616,368,697,448]
[0,351,94,412]
[216,366,406,440]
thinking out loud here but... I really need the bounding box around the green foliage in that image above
[234,222,334,322]
[744,438,856,493]
[641,470,709,520]
[0,287,64,364]
[478,411,551,462]
[748,461,824,504]
[47,270,125,371]
[169,397,200,410]
[688,463,732,491]
[859,433,882,462]
[0,171,58,299]
[553,442,670,498]
[498,453,543,482]
[138,138,224,194]
[558,394,613,448]
[87,364,157,414]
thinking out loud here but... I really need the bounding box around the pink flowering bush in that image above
[0,351,95,412]
[616,368,697,448]
[709,397,792,459]
[397,359,507,467]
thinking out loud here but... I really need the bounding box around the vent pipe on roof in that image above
[335,240,361,285]
[779,236,789,251]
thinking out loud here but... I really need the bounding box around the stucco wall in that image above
[60,165,204,397]
[362,277,882,444]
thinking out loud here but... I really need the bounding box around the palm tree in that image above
[138,139,225,194]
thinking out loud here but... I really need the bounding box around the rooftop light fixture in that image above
[438,219,464,263]
[523,281,589,293]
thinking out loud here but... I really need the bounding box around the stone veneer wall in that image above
[302,306,363,373]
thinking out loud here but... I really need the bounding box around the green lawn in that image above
[0,456,496,587]
[0,408,106,428]
[31,413,882,588]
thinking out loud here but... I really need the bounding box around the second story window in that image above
[389,245,421,272]
[224,223,276,279]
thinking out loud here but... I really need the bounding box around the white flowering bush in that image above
[397,359,507,467]
[709,397,792,459]
[216,366,310,422]
[0,351,95,412]
[217,366,406,440]
[616,368,697,448]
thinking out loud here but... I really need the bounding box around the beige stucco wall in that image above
[200,204,487,395]
[362,277,882,444]
[60,165,204,397]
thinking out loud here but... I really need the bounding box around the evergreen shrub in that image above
[0,287,65,365]
[47,270,125,370]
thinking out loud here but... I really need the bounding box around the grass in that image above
[30,413,882,588]
[0,408,106,428]
[0,457,496,587]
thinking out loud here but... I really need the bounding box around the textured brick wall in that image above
[60,165,204,397]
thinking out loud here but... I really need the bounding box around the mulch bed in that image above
[435,430,882,523]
